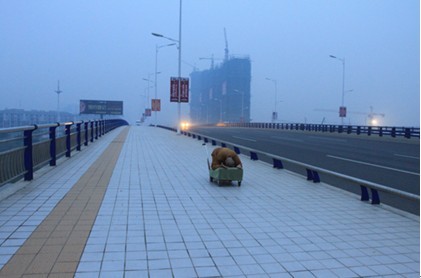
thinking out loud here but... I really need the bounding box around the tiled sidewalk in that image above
[0,126,419,277]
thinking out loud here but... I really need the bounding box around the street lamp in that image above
[151,0,183,134]
[233,89,244,122]
[265,77,278,123]
[214,98,222,123]
[329,54,346,124]
[55,80,62,122]
[154,43,176,126]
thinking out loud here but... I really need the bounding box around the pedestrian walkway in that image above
[0,126,419,277]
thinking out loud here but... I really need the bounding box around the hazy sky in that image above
[0,0,419,126]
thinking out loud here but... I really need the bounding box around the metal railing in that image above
[0,119,128,186]
[180,129,419,214]
[222,122,420,139]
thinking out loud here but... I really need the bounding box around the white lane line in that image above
[270,136,304,142]
[232,136,257,142]
[394,154,420,160]
[308,136,348,143]
[327,155,420,176]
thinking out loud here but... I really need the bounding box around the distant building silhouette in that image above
[190,56,251,124]
[0,109,74,128]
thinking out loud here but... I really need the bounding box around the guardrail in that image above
[222,122,420,139]
[0,119,128,186]
[179,128,419,214]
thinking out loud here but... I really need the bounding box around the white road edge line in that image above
[232,136,257,142]
[394,154,420,160]
[326,155,420,176]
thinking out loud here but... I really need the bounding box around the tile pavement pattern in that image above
[0,126,419,277]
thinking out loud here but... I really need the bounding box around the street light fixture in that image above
[233,89,244,122]
[151,0,183,134]
[55,80,62,122]
[329,54,346,124]
[265,77,278,123]
[154,43,175,126]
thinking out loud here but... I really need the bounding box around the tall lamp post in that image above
[55,80,62,122]
[329,55,346,125]
[154,43,176,126]
[233,89,244,122]
[265,77,278,123]
[152,0,183,134]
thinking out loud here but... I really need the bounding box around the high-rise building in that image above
[190,57,251,124]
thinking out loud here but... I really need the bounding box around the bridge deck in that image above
[0,126,418,277]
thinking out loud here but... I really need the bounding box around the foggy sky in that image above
[0,0,419,127]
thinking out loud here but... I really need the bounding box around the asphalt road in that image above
[190,126,420,196]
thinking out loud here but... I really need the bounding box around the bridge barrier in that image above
[222,122,420,138]
[0,119,128,186]
[180,129,419,214]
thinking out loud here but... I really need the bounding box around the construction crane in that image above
[224,28,229,61]
[198,54,222,69]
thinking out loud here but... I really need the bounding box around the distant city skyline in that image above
[0,1,419,127]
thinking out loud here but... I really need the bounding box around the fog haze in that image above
[0,0,419,126]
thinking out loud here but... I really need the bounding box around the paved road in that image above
[190,126,420,195]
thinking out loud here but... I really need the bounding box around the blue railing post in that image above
[95,120,99,140]
[49,124,59,166]
[65,122,73,157]
[391,127,396,138]
[84,122,89,146]
[90,121,94,142]
[76,122,82,151]
[23,125,37,181]
[404,128,411,139]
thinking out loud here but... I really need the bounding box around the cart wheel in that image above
[210,177,213,182]
[217,180,221,187]
[238,181,241,187]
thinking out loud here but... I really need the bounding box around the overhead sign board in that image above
[80,100,123,115]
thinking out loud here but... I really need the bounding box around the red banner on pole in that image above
[170,77,179,102]
[151,99,161,111]
[170,77,189,103]
[339,106,347,117]
[180,78,189,103]
[145,108,151,117]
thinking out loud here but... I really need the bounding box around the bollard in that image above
[360,185,370,201]
[250,152,258,161]
[371,189,380,204]
[273,159,283,169]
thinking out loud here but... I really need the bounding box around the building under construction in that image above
[190,56,251,124]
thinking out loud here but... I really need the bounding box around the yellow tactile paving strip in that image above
[0,127,128,278]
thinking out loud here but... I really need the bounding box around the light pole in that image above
[329,55,346,124]
[233,89,244,122]
[265,77,278,123]
[55,80,62,122]
[151,0,183,134]
[154,43,176,126]
[214,98,222,123]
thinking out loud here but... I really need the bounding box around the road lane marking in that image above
[394,154,420,160]
[270,136,304,142]
[308,136,348,143]
[326,155,420,176]
[232,136,257,142]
